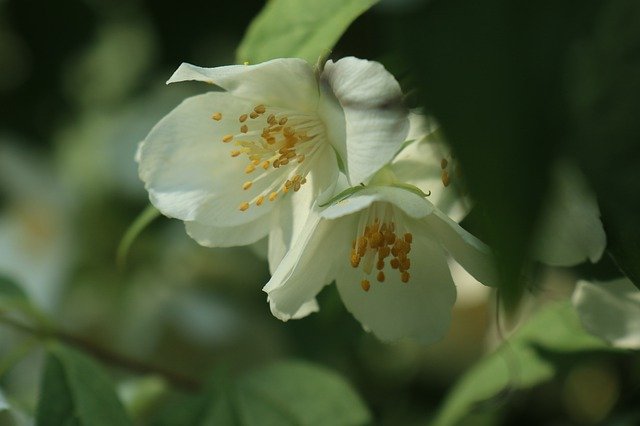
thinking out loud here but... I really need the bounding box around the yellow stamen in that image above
[222,134,234,143]
[242,181,253,190]
[212,112,222,121]
[239,202,250,211]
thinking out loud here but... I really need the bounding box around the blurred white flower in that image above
[264,168,495,344]
[572,278,640,349]
[137,57,409,252]
[534,161,606,266]
[0,142,75,312]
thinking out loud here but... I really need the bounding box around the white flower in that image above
[572,278,640,349]
[137,57,409,249]
[533,161,606,266]
[263,168,495,344]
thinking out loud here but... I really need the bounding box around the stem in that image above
[0,315,202,392]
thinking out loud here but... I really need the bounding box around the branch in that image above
[0,315,203,392]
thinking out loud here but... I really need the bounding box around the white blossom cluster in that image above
[136,57,639,345]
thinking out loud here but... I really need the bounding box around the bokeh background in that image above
[1,0,639,425]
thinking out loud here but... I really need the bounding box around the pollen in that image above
[212,105,318,213]
[441,170,450,187]
[350,217,413,291]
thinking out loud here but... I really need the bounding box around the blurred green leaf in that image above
[0,275,29,302]
[36,344,133,426]
[0,275,47,326]
[432,302,614,426]
[237,0,377,64]
[393,0,600,310]
[154,361,370,426]
[116,204,160,269]
[566,0,640,290]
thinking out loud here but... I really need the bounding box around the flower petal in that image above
[167,59,318,113]
[572,278,640,349]
[139,92,281,227]
[534,161,606,266]
[418,209,497,286]
[391,117,470,222]
[185,214,270,248]
[264,212,356,321]
[336,232,456,343]
[319,57,409,184]
[321,186,433,220]
[267,147,339,274]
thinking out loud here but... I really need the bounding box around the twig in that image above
[0,315,202,392]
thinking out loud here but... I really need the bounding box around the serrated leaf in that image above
[432,302,614,426]
[237,0,378,64]
[36,344,133,426]
[202,361,370,426]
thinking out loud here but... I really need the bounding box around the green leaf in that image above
[36,344,133,426]
[237,0,378,64]
[184,361,370,426]
[565,0,640,290]
[432,302,614,426]
[0,275,29,302]
[0,275,47,326]
[392,0,601,311]
[116,204,160,269]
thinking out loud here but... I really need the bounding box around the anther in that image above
[401,271,410,283]
[256,195,265,206]
[267,114,276,124]
[251,159,260,166]
[376,259,385,270]
[297,154,305,163]
[441,170,450,187]
[404,233,413,243]
[245,164,256,174]
[361,279,371,292]
[250,111,259,119]
[279,117,288,125]
[212,112,222,121]
[242,181,253,190]
[377,271,385,282]
[254,104,266,114]
[441,158,448,169]
[222,134,234,143]
[239,114,248,123]
[239,202,250,212]
[241,124,248,133]
[262,161,270,170]
[269,192,278,202]
[230,150,241,157]
[390,258,400,269]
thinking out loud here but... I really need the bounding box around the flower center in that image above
[349,205,413,292]
[211,104,324,211]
